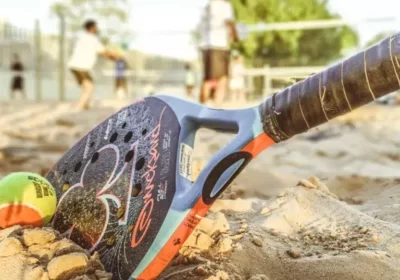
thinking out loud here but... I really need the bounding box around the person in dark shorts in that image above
[68,20,119,110]
[199,0,238,105]
[10,54,26,99]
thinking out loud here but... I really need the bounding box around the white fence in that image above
[1,64,326,101]
[244,65,325,97]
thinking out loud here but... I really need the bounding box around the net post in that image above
[58,13,66,101]
[263,64,271,98]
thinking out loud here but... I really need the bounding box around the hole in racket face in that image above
[110,132,118,143]
[74,162,82,172]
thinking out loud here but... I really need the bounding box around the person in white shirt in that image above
[199,0,238,105]
[68,20,119,110]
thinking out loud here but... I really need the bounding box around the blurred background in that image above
[0,0,398,102]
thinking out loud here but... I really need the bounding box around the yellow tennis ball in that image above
[0,172,57,229]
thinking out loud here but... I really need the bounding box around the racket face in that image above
[46,96,273,280]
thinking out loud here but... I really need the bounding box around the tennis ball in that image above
[0,172,57,229]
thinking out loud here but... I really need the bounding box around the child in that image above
[10,54,25,100]
[114,48,129,100]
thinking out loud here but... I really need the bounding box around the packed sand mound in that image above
[160,177,400,280]
[0,226,112,280]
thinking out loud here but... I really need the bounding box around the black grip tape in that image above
[261,33,400,142]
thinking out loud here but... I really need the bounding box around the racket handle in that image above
[260,33,400,143]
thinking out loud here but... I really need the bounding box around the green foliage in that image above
[230,0,359,67]
[364,31,396,48]
[50,0,130,44]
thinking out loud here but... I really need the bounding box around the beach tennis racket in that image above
[46,33,400,280]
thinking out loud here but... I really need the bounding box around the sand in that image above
[0,226,112,280]
[1,98,400,279]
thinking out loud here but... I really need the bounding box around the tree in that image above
[50,0,130,45]
[230,0,359,67]
[364,31,396,48]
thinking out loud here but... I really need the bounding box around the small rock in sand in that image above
[55,118,76,127]
[358,242,368,248]
[297,179,316,189]
[182,231,214,251]
[359,227,369,234]
[195,265,208,276]
[270,231,279,237]
[231,234,244,241]
[249,274,270,280]
[22,228,57,246]
[252,237,263,247]
[198,213,230,237]
[209,271,229,280]
[286,249,302,259]
[305,252,314,257]
[0,237,23,257]
[371,235,379,243]
[216,237,233,253]
[289,236,298,241]
[47,253,89,279]
[277,192,286,198]
[261,207,271,215]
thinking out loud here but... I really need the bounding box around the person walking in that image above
[68,20,119,110]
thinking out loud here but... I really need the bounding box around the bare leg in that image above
[186,86,193,98]
[200,81,212,104]
[21,89,26,100]
[76,79,94,110]
[239,89,246,103]
[232,89,239,102]
[214,76,228,105]
[114,83,118,98]
[124,84,128,98]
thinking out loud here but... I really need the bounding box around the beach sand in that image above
[1,98,400,279]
